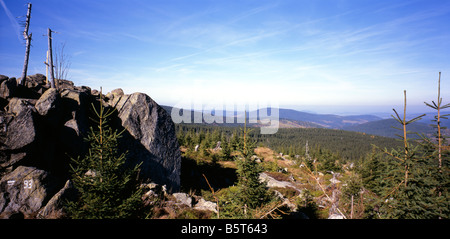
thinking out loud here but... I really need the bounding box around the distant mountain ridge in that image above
[163,106,382,128]
[162,105,450,138]
[342,118,435,138]
[243,108,382,128]
[275,108,382,128]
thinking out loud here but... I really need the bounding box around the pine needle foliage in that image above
[235,112,271,209]
[388,90,425,187]
[361,82,450,219]
[65,90,143,219]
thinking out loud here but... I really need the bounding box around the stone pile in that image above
[0,74,181,218]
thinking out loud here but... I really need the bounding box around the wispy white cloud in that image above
[161,8,220,36]
[227,2,279,24]
[0,0,21,43]
[143,3,446,106]
[5,0,445,109]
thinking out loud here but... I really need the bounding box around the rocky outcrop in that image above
[193,198,218,214]
[0,166,59,218]
[112,92,181,192]
[36,180,77,219]
[259,172,296,189]
[35,88,60,116]
[0,74,181,218]
[172,192,193,207]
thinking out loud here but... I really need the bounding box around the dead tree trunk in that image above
[19,3,32,86]
[47,28,56,88]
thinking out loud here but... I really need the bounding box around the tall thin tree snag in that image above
[425,72,450,172]
[47,28,56,88]
[436,72,443,171]
[44,50,49,84]
[19,3,32,86]
[391,90,425,187]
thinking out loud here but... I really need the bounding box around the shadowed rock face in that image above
[112,92,181,192]
[0,74,181,218]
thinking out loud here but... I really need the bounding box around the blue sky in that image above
[1,0,450,114]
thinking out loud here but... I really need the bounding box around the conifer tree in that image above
[422,72,450,218]
[390,90,425,187]
[204,130,213,148]
[235,112,270,209]
[185,131,193,148]
[362,86,449,219]
[65,91,143,219]
[231,130,240,150]
[221,133,232,160]
[424,72,450,172]
[177,127,185,146]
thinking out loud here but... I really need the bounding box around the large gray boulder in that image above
[4,104,36,151]
[0,75,8,83]
[37,179,77,219]
[0,105,36,173]
[23,74,47,94]
[194,198,218,214]
[173,192,192,207]
[0,166,59,218]
[259,172,295,188]
[0,77,17,99]
[113,92,181,192]
[35,88,60,116]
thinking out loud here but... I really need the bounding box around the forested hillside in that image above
[176,124,403,161]
[174,120,449,219]
[164,105,383,129]
[170,80,450,219]
[274,108,382,128]
[343,118,435,138]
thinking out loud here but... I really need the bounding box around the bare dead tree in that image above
[424,72,450,172]
[44,50,49,85]
[47,28,56,88]
[19,3,32,86]
[54,42,71,82]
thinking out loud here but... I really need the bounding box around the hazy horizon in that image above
[166,103,450,119]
